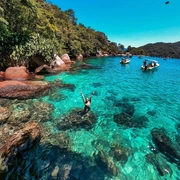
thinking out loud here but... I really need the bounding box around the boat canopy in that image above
[145,59,158,63]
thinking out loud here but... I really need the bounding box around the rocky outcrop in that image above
[0,80,50,99]
[4,66,31,80]
[57,108,97,130]
[76,54,83,60]
[96,50,103,57]
[0,122,41,173]
[61,54,72,64]
[53,54,66,65]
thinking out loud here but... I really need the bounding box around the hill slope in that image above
[139,41,180,58]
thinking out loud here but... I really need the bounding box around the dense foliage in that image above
[129,42,180,58]
[0,0,122,71]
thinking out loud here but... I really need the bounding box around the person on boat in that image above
[143,60,148,70]
[80,91,94,113]
[143,60,147,67]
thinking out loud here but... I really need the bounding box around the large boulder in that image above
[53,54,65,66]
[0,122,41,173]
[0,80,50,99]
[4,66,31,80]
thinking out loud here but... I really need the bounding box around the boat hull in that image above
[120,59,130,64]
[141,64,160,70]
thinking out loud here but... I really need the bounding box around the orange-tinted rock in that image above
[0,80,50,99]
[47,64,68,73]
[34,75,45,80]
[61,54,72,64]
[5,66,30,80]
[54,63,68,71]
[77,54,83,60]
[0,122,41,171]
[53,54,65,65]
[0,71,5,81]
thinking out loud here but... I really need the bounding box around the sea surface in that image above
[5,56,180,179]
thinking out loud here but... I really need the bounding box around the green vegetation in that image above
[0,0,123,71]
[129,42,180,58]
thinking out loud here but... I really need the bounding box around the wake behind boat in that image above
[141,59,160,70]
[120,58,130,64]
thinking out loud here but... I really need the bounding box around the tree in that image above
[65,9,77,25]
[126,45,132,52]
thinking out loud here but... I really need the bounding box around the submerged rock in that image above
[57,108,97,130]
[51,165,60,179]
[30,101,54,122]
[0,122,41,173]
[7,103,30,125]
[48,92,66,102]
[110,143,129,165]
[50,80,76,92]
[151,128,180,166]
[45,132,71,150]
[0,107,10,124]
[95,150,118,176]
[147,109,156,116]
[145,153,172,176]
[114,100,135,116]
[114,113,148,129]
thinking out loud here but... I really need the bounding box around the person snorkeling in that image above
[80,91,94,113]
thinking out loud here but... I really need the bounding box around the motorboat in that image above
[120,58,130,64]
[141,59,160,70]
[138,55,144,59]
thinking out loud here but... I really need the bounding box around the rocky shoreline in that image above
[0,54,179,179]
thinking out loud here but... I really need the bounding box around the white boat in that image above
[141,59,160,70]
[120,58,130,64]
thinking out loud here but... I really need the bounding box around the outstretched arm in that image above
[89,92,94,102]
[80,91,85,103]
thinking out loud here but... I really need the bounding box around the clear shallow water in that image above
[6,56,180,179]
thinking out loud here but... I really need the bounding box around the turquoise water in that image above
[5,56,180,179]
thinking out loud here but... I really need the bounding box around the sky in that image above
[50,0,180,47]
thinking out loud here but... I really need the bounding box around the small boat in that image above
[138,55,144,59]
[141,59,160,70]
[120,58,130,64]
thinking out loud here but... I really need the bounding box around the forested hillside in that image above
[129,42,180,58]
[0,0,122,71]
